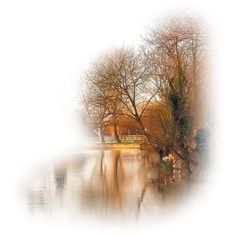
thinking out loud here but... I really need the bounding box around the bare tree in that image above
[102,48,161,144]
[80,16,207,178]
[144,16,206,172]
[80,66,110,143]
[81,58,125,143]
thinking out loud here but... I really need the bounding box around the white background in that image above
[0,0,235,235]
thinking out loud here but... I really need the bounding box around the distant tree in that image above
[81,57,124,143]
[80,66,110,143]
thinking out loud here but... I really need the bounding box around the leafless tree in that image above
[101,48,161,144]
[80,16,207,177]
[144,16,206,172]
[81,58,124,143]
[80,67,110,143]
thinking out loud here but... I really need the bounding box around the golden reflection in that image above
[26,149,192,218]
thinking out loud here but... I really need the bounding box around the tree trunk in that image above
[113,124,121,143]
[136,117,153,144]
[174,149,192,180]
[98,127,105,143]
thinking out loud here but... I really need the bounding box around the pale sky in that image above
[0,1,213,154]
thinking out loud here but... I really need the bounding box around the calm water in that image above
[25,149,196,220]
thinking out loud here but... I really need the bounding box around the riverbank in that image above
[84,143,141,150]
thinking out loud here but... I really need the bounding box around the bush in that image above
[194,128,209,157]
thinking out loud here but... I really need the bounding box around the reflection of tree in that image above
[27,150,188,218]
[92,150,125,214]
[136,151,187,217]
[54,166,67,196]
[78,150,185,217]
[137,183,147,216]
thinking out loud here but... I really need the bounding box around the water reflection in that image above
[25,149,194,219]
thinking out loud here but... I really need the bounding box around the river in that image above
[25,148,198,221]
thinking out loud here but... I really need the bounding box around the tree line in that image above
[80,16,208,174]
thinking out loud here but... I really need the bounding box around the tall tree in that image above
[144,16,206,171]
[80,66,110,143]
[103,48,160,144]
[81,58,124,143]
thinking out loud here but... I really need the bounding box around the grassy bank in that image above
[85,142,141,149]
